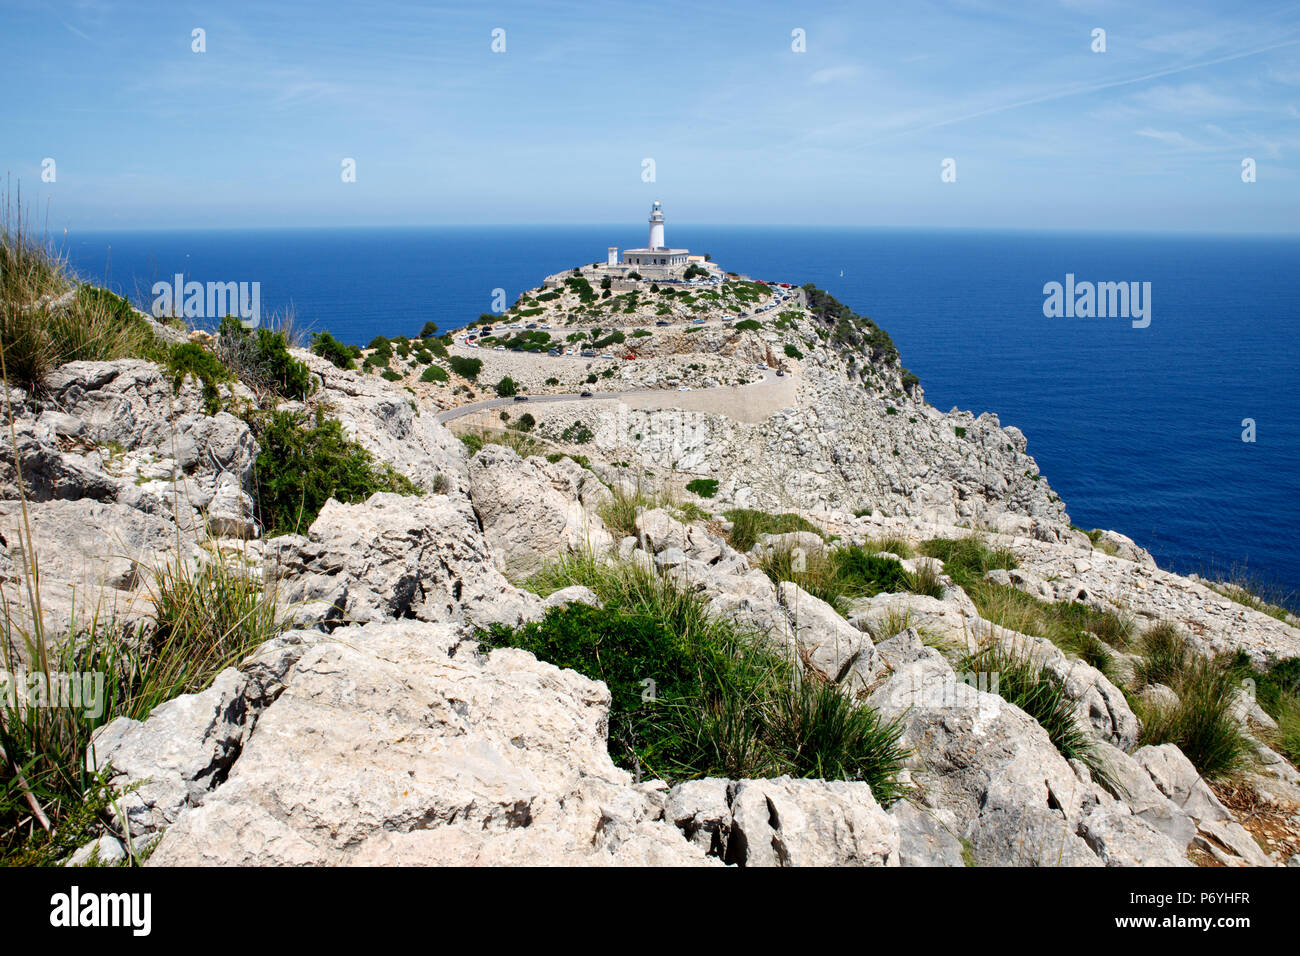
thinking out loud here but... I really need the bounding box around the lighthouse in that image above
[618,201,694,274]
[648,200,666,250]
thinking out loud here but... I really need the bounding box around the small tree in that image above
[495,376,518,397]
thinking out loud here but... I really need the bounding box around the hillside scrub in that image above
[246,407,417,536]
[723,508,824,552]
[1,533,287,865]
[214,317,313,401]
[484,556,907,796]
[758,542,936,614]
[310,330,359,370]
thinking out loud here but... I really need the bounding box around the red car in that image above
[623,354,636,360]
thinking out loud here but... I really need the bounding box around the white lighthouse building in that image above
[647,200,666,249]
[622,201,690,271]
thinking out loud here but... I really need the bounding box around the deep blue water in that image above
[62,226,1300,596]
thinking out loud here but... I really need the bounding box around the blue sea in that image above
[62,226,1300,597]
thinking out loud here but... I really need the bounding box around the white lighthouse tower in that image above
[619,200,691,274]
[648,200,666,250]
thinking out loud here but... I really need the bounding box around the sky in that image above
[2,0,1299,232]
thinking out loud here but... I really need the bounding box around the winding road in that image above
[434,368,796,426]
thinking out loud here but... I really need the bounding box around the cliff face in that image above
[4,279,1299,868]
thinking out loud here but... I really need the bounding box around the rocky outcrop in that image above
[268,492,544,631]
[467,444,613,575]
[144,621,708,865]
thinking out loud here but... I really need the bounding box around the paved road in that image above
[434,368,796,426]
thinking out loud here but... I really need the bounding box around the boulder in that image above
[1077,805,1193,866]
[725,777,898,867]
[867,630,1101,866]
[270,492,545,631]
[468,444,613,575]
[777,581,877,684]
[146,621,711,866]
[889,800,967,867]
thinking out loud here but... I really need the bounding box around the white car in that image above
[494,345,507,351]
[677,386,692,391]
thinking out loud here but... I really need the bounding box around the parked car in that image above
[493,345,506,351]
[623,354,636,360]
[655,320,671,326]
[580,349,595,357]
[512,395,528,402]
[776,369,785,377]
[580,391,593,398]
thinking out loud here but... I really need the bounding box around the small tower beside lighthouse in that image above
[648,200,666,250]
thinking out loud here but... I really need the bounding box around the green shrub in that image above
[512,412,536,432]
[420,364,449,383]
[215,318,313,400]
[246,407,416,535]
[784,343,803,359]
[495,376,518,397]
[734,319,761,331]
[381,368,402,382]
[561,420,594,444]
[448,355,483,381]
[484,558,906,794]
[166,341,232,414]
[918,537,1017,590]
[685,478,718,499]
[309,330,357,370]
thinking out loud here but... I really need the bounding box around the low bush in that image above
[1139,655,1252,780]
[918,537,1017,590]
[484,557,907,795]
[561,420,594,444]
[447,355,482,381]
[166,341,232,414]
[246,407,416,535]
[215,317,313,400]
[420,364,449,383]
[685,478,718,499]
[310,330,357,369]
